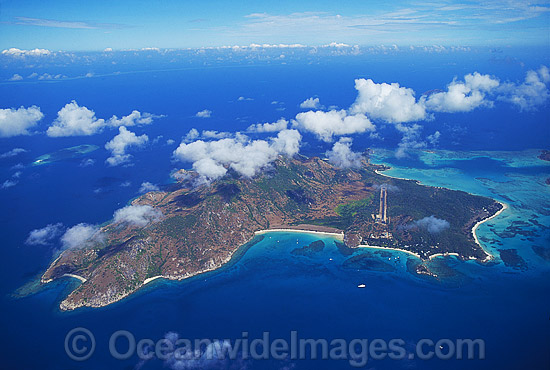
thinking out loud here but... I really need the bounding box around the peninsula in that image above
[42,154,502,310]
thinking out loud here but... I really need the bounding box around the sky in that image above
[0,0,549,51]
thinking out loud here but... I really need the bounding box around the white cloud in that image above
[47,101,161,137]
[183,129,234,141]
[195,109,212,118]
[60,223,101,249]
[113,205,162,227]
[0,148,27,159]
[247,118,288,133]
[173,129,301,181]
[108,110,160,127]
[25,223,64,245]
[427,131,441,145]
[1,179,18,189]
[166,139,175,145]
[414,216,450,233]
[201,130,232,139]
[9,74,23,81]
[300,97,323,109]
[237,96,253,101]
[162,332,237,370]
[395,123,427,158]
[105,126,149,166]
[498,66,550,111]
[183,128,200,143]
[1,48,51,57]
[325,137,362,168]
[139,181,160,193]
[79,158,95,167]
[104,47,113,52]
[292,109,375,142]
[424,72,499,113]
[47,101,105,137]
[0,106,44,137]
[270,129,302,156]
[350,78,428,123]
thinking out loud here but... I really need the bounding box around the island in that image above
[31,144,99,166]
[41,154,503,310]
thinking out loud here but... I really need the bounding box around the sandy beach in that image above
[62,273,87,283]
[143,276,163,285]
[356,243,421,259]
[471,201,508,260]
[374,169,416,182]
[428,252,460,260]
[255,228,345,240]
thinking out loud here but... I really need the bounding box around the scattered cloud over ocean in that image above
[46,101,161,137]
[105,126,149,166]
[0,148,27,159]
[246,118,289,133]
[497,66,550,111]
[1,48,51,57]
[160,332,250,370]
[195,109,212,118]
[262,66,549,157]
[8,74,23,81]
[0,106,44,137]
[424,72,500,113]
[299,97,323,110]
[47,101,105,137]
[108,110,162,127]
[25,223,64,245]
[79,158,95,167]
[1,179,18,189]
[350,79,428,123]
[183,128,235,142]
[173,129,301,181]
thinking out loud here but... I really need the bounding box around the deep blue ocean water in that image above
[0,49,549,369]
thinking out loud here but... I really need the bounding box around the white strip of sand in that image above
[62,273,87,283]
[471,201,508,260]
[255,228,345,240]
[356,243,421,259]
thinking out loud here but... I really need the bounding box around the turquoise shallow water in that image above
[370,148,550,275]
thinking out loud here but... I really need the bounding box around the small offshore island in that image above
[42,154,503,310]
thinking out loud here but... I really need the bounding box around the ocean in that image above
[0,48,549,369]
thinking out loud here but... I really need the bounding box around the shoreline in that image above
[255,228,344,240]
[143,275,163,285]
[471,201,508,261]
[51,159,508,310]
[60,228,347,310]
[62,273,87,283]
[428,252,460,260]
[374,161,509,262]
[374,169,415,182]
[355,243,421,259]
[143,228,345,288]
